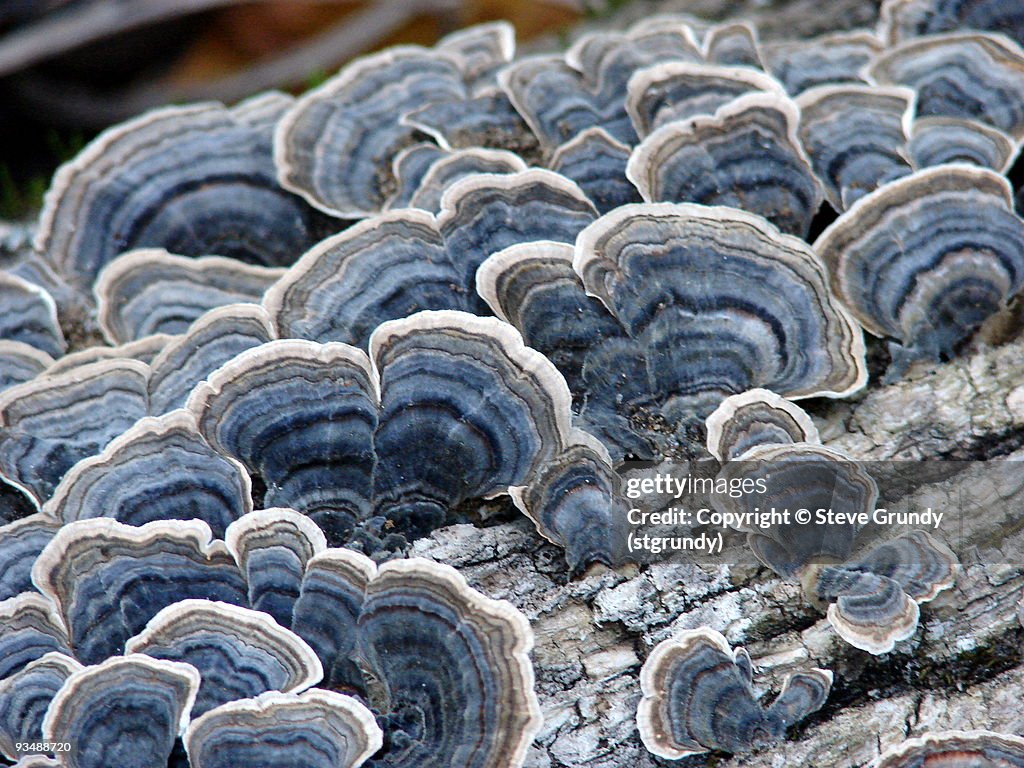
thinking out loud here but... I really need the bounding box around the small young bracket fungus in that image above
[125,599,323,718]
[43,410,251,538]
[356,558,542,767]
[264,209,469,349]
[275,46,466,218]
[704,388,820,462]
[434,20,516,90]
[761,31,883,95]
[575,203,866,422]
[702,22,765,69]
[0,652,81,762]
[146,303,277,416]
[0,341,53,394]
[637,628,832,758]
[908,116,1018,173]
[0,594,71,681]
[183,690,382,768]
[627,93,823,237]
[188,339,378,533]
[816,531,958,654]
[32,519,248,665]
[795,85,915,211]
[874,729,1024,767]
[625,61,785,138]
[814,165,1024,371]
[0,358,149,503]
[548,128,642,214]
[41,655,199,768]
[869,33,1024,141]
[499,20,701,149]
[0,271,65,359]
[37,95,332,290]
[223,508,326,626]
[0,514,60,602]
[95,250,284,345]
[510,432,627,572]
[880,0,1024,47]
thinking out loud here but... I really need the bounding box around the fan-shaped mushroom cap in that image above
[705,388,820,462]
[510,433,626,572]
[223,508,326,626]
[637,627,831,758]
[437,170,597,307]
[357,558,541,767]
[0,594,71,681]
[627,93,822,236]
[702,22,764,68]
[762,31,883,95]
[388,143,450,209]
[0,342,52,393]
[575,203,866,420]
[499,22,701,149]
[147,303,276,415]
[870,33,1024,141]
[188,340,377,534]
[0,272,65,358]
[44,410,251,538]
[38,95,331,289]
[716,443,878,578]
[125,599,322,718]
[0,358,149,502]
[32,519,247,665]
[95,250,284,345]
[0,652,81,762]
[874,730,1024,767]
[795,85,914,210]
[290,548,375,694]
[549,128,642,214]
[42,655,199,768]
[626,62,785,137]
[184,689,382,768]
[817,567,921,653]
[275,47,466,217]
[264,210,468,348]
[0,514,61,601]
[407,149,527,214]
[435,21,516,90]
[476,241,625,394]
[369,311,574,536]
[908,116,1018,172]
[814,165,1024,367]
[880,0,1024,47]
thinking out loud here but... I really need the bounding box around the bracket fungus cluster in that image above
[637,628,832,757]
[709,391,958,654]
[0,506,538,768]
[2,4,1023,765]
